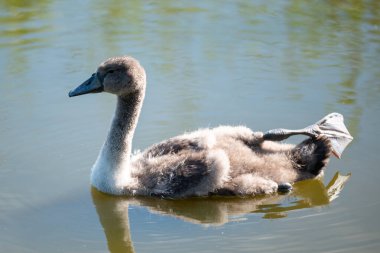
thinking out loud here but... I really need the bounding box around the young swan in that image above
[69,56,331,198]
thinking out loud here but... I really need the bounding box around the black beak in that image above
[68,73,104,97]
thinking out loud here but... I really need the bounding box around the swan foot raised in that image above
[263,113,353,158]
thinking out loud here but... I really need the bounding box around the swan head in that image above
[69,56,146,97]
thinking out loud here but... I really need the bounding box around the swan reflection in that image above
[91,172,350,253]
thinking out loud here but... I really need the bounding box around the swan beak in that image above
[69,73,104,97]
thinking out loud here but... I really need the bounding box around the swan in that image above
[69,56,352,198]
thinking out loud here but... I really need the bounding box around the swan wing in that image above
[135,151,213,197]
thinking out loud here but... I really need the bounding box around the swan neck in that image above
[91,90,144,194]
[108,90,144,160]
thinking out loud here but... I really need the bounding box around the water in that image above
[0,0,379,252]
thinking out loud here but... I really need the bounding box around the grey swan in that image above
[69,56,352,198]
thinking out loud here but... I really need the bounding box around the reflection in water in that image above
[92,172,350,253]
[254,172,351,219]
[92,190,135,253]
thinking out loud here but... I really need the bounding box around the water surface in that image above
[0,0,379,252]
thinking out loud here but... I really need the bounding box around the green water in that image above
[0,0,379,252]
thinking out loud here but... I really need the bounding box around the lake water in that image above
[1,0,380,252]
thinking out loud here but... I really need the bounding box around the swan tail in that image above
[290,135,332,175]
